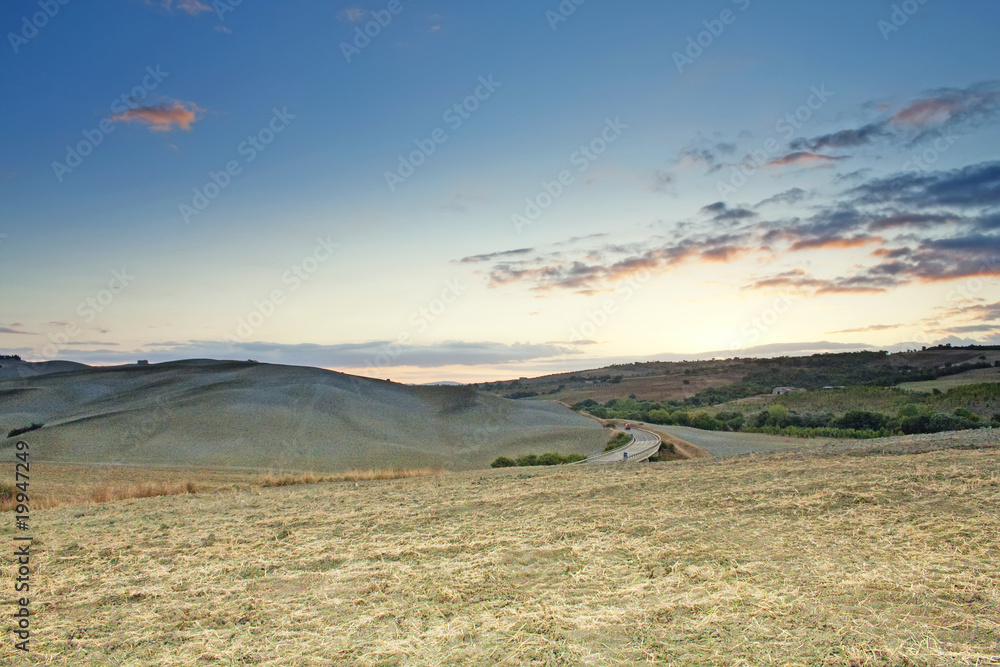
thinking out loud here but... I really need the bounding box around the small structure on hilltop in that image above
[772,386,806,395]
[137,360,149,365]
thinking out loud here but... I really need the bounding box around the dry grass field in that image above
[2,433,998,665]
[0,463,440,512]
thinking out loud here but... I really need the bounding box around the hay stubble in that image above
[2,447,998,665]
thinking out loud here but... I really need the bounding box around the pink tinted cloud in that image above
[891,97,962,128]
[766,152,841,169]
[112,100,203,132]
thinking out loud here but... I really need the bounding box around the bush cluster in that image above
[575,383,998,439]
[491,452,587,468]
[604,431,632,452]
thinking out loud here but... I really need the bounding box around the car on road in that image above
[624,423,631,430]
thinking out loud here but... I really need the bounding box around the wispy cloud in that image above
[139,0,212,15]
[459,248,534,264]
[827,323,903,334]
[338,7,366,23]
[766,151,843,169]
[754,187,810,208]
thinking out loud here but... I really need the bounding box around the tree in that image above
[766,404,789,427]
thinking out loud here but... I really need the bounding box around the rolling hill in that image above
[0,359,606,471]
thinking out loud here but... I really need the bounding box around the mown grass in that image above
[2,435,997,665]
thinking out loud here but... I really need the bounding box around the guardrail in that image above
[572,429,662,464]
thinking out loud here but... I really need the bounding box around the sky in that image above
[2,0,999,383]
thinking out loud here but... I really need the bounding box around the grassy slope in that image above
[652,423,852,457]
[2,433,997,666]
[898,365,1000,391]
[0,360,606,471]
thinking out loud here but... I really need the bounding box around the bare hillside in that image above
[0,360,605,471]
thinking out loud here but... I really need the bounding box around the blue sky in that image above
[2,0,1000,382]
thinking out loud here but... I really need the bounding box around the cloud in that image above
[744,267,894,294]
[938,300,1000,323]
[0,327,32,335]
[649,170,673,193]
[338,7,366,23]
[890,81,1000,131]
[442,192,488,212]
[666,138,737,177]
[459,248,533,264]
[869,212,961,231]
[827,323,903,334]
[754,188,810,208]
[791,81,1000,153]
[49,340,579,369]
[112,100,203,132]
[701,201,757,223]
[834,168,872,184]
[483,233,755,293]
[214,25,232,34]
[766,152,843,169]
[140,0,211,15]
[789,234,883,251]
[850,161,1000,209]
[939,324,1000,334]
[794,123,890,152]
[720,341,878,356]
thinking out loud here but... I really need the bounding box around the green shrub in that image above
[493,452,586,468]
[604,431,632,452]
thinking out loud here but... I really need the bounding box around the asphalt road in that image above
[585,426,661,464]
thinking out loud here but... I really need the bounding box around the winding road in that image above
[583,425,662,464]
